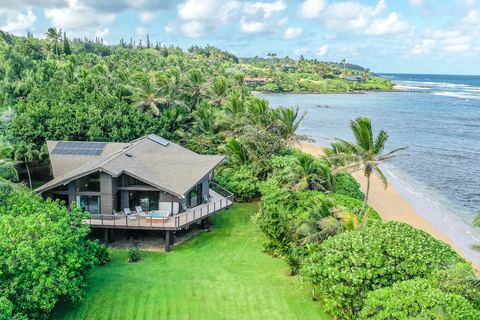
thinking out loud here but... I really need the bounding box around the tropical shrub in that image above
[0,297,27,320]
[328,193,381,221]
[127,247,144,262]
[0,192,98,319]
[334,172,364,200]
[95,243,112,265]
[285,246,305,276]
[214,165,260,202]
[298,220,463,318]
[425,262,480,309]
[358,278,480,320]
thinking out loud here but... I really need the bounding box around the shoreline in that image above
[299,141,480,270]
[252,89,430,95]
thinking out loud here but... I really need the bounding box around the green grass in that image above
[50,203,330,320]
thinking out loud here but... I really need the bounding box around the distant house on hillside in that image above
[244,77,273,85]
[276,64,297,71]
[36,134,233,251]
[346,76,364,82]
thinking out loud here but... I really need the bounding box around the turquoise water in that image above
[256,73,480,263]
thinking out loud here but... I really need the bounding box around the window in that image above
[187,183,203,208]
[128,176,148,186]
[129,191,159,211]
[53,194,69,205]
[75,172,101,192]
[76,195,100,214]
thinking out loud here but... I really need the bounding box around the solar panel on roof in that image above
[148,134,169,146]
[51,141,107,156]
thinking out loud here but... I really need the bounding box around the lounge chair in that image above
[203,194,210,203]
[125,208,137,220]
[135,206,147,217]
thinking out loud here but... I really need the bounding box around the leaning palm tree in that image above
[218,138,248,168]
[217,91,246,130]
[0,143,24,194]
[44,27,62,60]
[330,117,409,215]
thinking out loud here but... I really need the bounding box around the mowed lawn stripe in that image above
[50,203,330,320]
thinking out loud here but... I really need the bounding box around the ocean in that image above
[255,73,480,264]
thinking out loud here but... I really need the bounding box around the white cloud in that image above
[0,10,36,35]
[444,44,471,52]
[409,0,424,5]
[323,0,386,32]
[240,0,287,34]
[293,47,309,55]
[139,11,158,23]
[411,39,435,54]
[364,12,411,36]
[461,10,480,25]
[178,0,241,23]
[44,0,115,29]
[296,0,327,19]
[316,44,329,56]
[165,21,177,35]
[94,28,109,39]
[181,21,208,38]
[282,27,304,40]
[135,27,148,39]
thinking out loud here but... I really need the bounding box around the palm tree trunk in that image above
[26,162,32,191]
[360,174,371,216]
[312,286,316,301]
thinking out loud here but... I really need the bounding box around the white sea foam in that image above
[382,164,480,264]
[433,91,480,99]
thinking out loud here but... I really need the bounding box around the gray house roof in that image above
[37,135,225,198]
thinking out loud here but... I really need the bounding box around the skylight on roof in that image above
[148,135,169,146]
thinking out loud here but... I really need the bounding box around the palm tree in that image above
[296,195,372,245]
[208,76,229,108]
[184,69,206,108]
[274,106,308,146]
[13,142,39,190]
[218,138,248,169]
[0,142,24,194]
[217,91,246,130]
[330,117,409,215]
[245,97,277,132]
[44,28,63,60]
[128,71,163,116]
[284,153,325,192]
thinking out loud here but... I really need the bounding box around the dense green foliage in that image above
[358,278,480,320]
[298,220,463,318]
[334,172,364,200]
[127,247,143,262]
[213,165,260,202]
[50,204,330,320]
[0,192,98,319]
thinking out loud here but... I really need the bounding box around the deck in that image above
[85,184,234,231]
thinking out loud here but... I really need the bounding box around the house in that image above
[276,64,297,71]
[346,76,364,82]
[36,134,234,251]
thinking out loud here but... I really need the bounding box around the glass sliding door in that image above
[129,191,159,211]
[187,183,203,208]
[76,195,100,214]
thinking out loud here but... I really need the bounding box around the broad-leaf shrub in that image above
[214,165,260,202]
[298,220,463,317]
[0,193,98,319]
[334,172,364,200]
[328,193,381,221]
[358,278,480,320]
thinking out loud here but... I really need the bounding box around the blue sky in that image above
[1,0,479,74]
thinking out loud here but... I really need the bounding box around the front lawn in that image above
[50,203,330,320]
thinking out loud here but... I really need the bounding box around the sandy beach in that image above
[299,141,480,270]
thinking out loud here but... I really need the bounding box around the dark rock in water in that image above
[317,105,322,107]
[325,106,330,108]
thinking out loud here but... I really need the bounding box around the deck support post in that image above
[201,218,207,230]
[165,230,171,253]
[108,229,114,243]
[104,229,109,244]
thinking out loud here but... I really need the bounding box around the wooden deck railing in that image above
[86,184,234,230]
